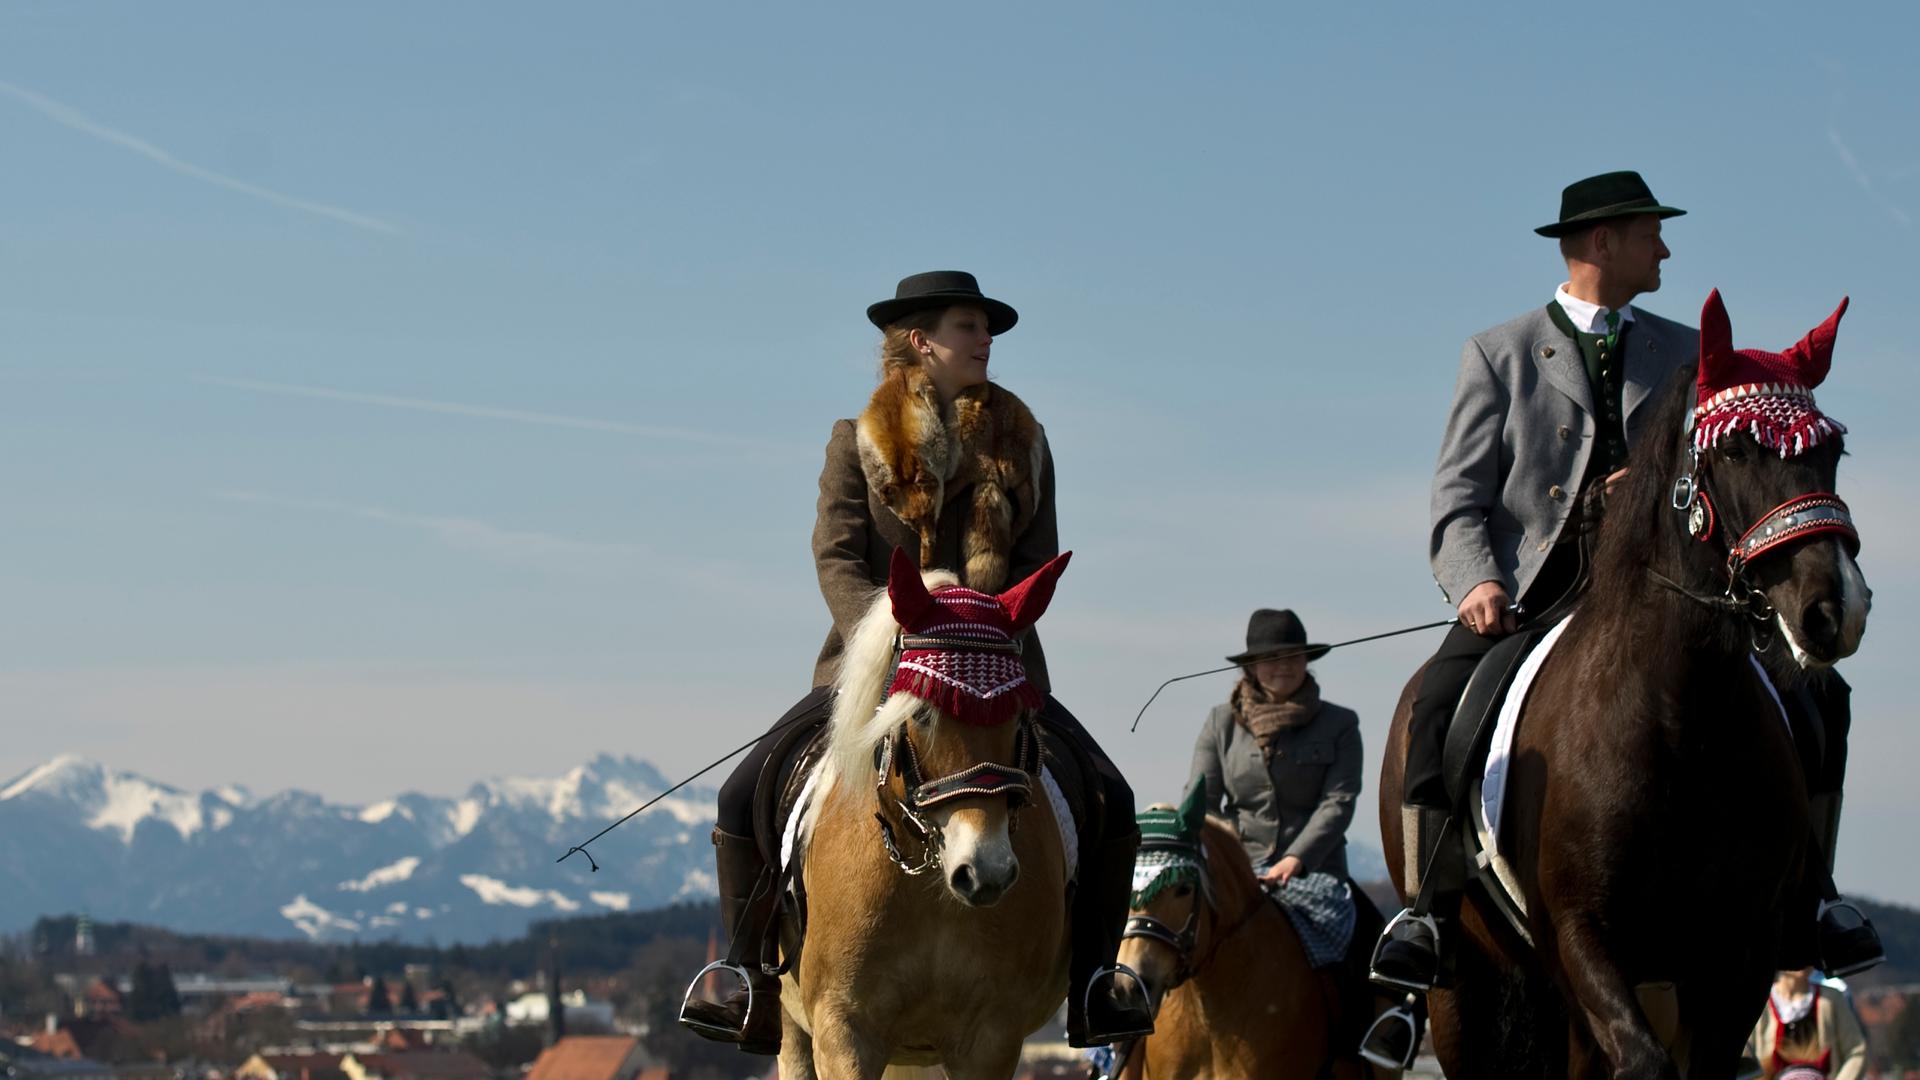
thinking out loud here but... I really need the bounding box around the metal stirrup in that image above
[679,960,759,1037]
[1368,908,1442,993]
[1358,994,1422,1071]
[1083,963,1156,1036]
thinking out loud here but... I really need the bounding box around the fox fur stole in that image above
[855,366,1044,593]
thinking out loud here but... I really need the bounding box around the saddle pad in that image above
[1480,620,1793,856]
[780,766,1078,882]
[1480,616,1575,854]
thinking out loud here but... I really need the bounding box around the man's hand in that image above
[1603,467,1630,495]
[1458,580,1516,637]
[1260,855,1304,887]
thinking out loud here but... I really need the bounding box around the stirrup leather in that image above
[679,960,763,1040]
[1358,998,1422,1071]
[1368,908,1442,993]
[1083,963,1156,1041]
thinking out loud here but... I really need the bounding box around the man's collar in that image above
[1555,282,1637,334]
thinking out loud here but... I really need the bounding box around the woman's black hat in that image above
[1226,609,1330,665]
[866,270,1019,335]
[1535,171,1687,237]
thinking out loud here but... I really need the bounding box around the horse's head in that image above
[1114,783,1266,1016]
[822,548,1070,908]
[1673,290,1867,668]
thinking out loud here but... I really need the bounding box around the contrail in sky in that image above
[195,374,772,448]
[0,80,401,235]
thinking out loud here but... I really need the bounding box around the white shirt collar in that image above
[1555,283,1636,335]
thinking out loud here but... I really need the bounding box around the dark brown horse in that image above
[1379,292,1867,1078]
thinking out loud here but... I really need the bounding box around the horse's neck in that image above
[1182,887,1318,1047]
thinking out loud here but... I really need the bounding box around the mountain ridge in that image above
[0,752,716,944]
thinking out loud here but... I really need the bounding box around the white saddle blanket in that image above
[1479,616,1791,857]
[781,766,1079,882]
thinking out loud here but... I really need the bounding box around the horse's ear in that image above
[1697,288,1735,403]
[1178,778,1208,836]
[1781,296,1849,389]
[999,551,1072,634]
[887,547,935,628]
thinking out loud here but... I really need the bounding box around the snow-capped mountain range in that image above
[0,754,718,944]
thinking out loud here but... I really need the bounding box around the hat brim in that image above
[1226,643,1331,665]
[867,293,1019,336]
[1535,204,1686,238]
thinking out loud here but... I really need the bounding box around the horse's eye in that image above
[1719,444,1745,463]
[1174,884,1194,899]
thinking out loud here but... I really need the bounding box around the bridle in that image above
[1661,441,1859,649]
[871,631,1045,876]
[1120,837,1266,996]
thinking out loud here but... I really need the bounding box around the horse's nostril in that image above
[951,865,976,896]
[1803,599,1842,651]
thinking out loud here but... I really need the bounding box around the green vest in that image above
[1545,300,1629,481]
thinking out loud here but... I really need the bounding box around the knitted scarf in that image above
[1231,675,1321,761]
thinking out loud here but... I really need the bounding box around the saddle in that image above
[1439,626,1551,810]
[1433,622,1555,946]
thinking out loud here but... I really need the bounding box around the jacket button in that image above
[1558,425,1571,440]
[1549,485,1565,500]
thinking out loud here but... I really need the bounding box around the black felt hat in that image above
[865,270,1018,335]
[1226,609,1330,665]
[1535,171,1687,238]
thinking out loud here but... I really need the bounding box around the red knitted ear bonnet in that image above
[884,549,1070,726]
[1694,289,1849,457]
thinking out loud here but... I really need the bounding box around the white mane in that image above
[814,568,961,804]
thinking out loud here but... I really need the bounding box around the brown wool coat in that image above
[810,416,1058,690]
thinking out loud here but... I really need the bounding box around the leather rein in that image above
[870,632,1045,876]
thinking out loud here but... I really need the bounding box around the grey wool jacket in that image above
[1189,699,1362,879]
[1429,302,1697,606]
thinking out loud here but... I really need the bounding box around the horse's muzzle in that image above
[947,854,1019,907]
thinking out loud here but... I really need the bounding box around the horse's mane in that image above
[1197,815,1262,919]
[814,568,963,804]
[1580,361,1710,630]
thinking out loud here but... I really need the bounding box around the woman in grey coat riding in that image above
[1189,609,1366,967]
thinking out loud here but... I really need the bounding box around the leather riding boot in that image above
[1067,830,1156,1048]
[1369,806,1460,994]
[679,828,783,1054]
[1809,792,1884,977]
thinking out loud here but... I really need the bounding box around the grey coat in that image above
[1429,303,1697,606]
[1189,700,1362,879]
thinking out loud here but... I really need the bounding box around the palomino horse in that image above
[1378,291,1868,1078]
[1117,789,1393,1080]
[778,549,1075,1080]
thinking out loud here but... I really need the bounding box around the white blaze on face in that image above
[1836,540,1870,653]
[935,803,1017,903]
[1775,539,1870,669]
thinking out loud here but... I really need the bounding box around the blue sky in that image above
[4,2,1918,902]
